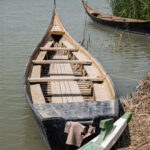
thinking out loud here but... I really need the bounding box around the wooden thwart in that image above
[28,76,104,82]
[32,60,92,65]
[40,47,77,51]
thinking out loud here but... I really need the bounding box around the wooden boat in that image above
[82,0,150,35]
[78,112,132,150]
[24,7,118,150]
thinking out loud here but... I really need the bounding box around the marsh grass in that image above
[110,0,150,20]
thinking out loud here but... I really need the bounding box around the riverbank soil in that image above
[115,71,150,150]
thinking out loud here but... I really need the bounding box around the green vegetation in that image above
[110,0,150,20]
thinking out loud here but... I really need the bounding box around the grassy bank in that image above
[110,0,150,20]
[114,71,150,149]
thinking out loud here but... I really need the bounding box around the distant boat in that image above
[24,7,118,150]
[82,0,150,35]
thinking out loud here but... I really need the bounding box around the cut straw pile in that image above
[115,71,150,150]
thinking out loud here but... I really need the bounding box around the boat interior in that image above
[27,10,115,105]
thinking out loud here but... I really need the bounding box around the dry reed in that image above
[114,71,150,149]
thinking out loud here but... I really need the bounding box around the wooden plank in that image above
[50,54,84,102]
[36,51,47,60]
[31,65,41,78]
[50,26,65,35]
[53,55,72,102]
[56,63,68,103]
[30,84,45,104]
[50,19,65,35]
[73,52,89,61]
[73,52,100,76]
[60,63,75,102]
[43,41,53,48]
[93,82,112,101]
[64,64,84,102]
[32,60,92,65]
[40,47,77,51]
[28,76,104,82]
[50,63,63,103]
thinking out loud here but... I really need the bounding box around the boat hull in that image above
[31,101,118,150]
[83,1,150,35]
[24,8,119,150]
[33,109,118,150]
[25,84,118,150]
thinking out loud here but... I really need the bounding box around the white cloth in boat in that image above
[64,121,95,147]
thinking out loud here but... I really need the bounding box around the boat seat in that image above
[31,65,41,78]
[32,60,92,65]
[28,76,104,82]
[30,84,45,104]
[40,47,77,51]
[30,65,45,104]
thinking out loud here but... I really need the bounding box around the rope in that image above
[54,0,56,8]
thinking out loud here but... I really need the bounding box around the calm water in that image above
[0,0,150,149]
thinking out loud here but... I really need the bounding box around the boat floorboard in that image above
[50,54,84,103]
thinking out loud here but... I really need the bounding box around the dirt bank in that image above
[115,71,150,150]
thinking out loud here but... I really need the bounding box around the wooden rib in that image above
[40,47,77,51]
[28,76,104,82]
[32,60,92,65]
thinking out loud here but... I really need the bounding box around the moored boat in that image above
[24,6,118,150]
[82,0,150,35]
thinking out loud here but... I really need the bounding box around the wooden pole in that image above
[54,0,56,8]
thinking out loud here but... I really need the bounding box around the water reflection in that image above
[84,21,150,96]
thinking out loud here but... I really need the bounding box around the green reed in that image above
[110,0,150,20]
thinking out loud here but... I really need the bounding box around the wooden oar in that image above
[78,112,132,150]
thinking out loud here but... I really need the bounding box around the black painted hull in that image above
[30,101,118,150]
[83,1,150,35]
[24,76,118,150]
